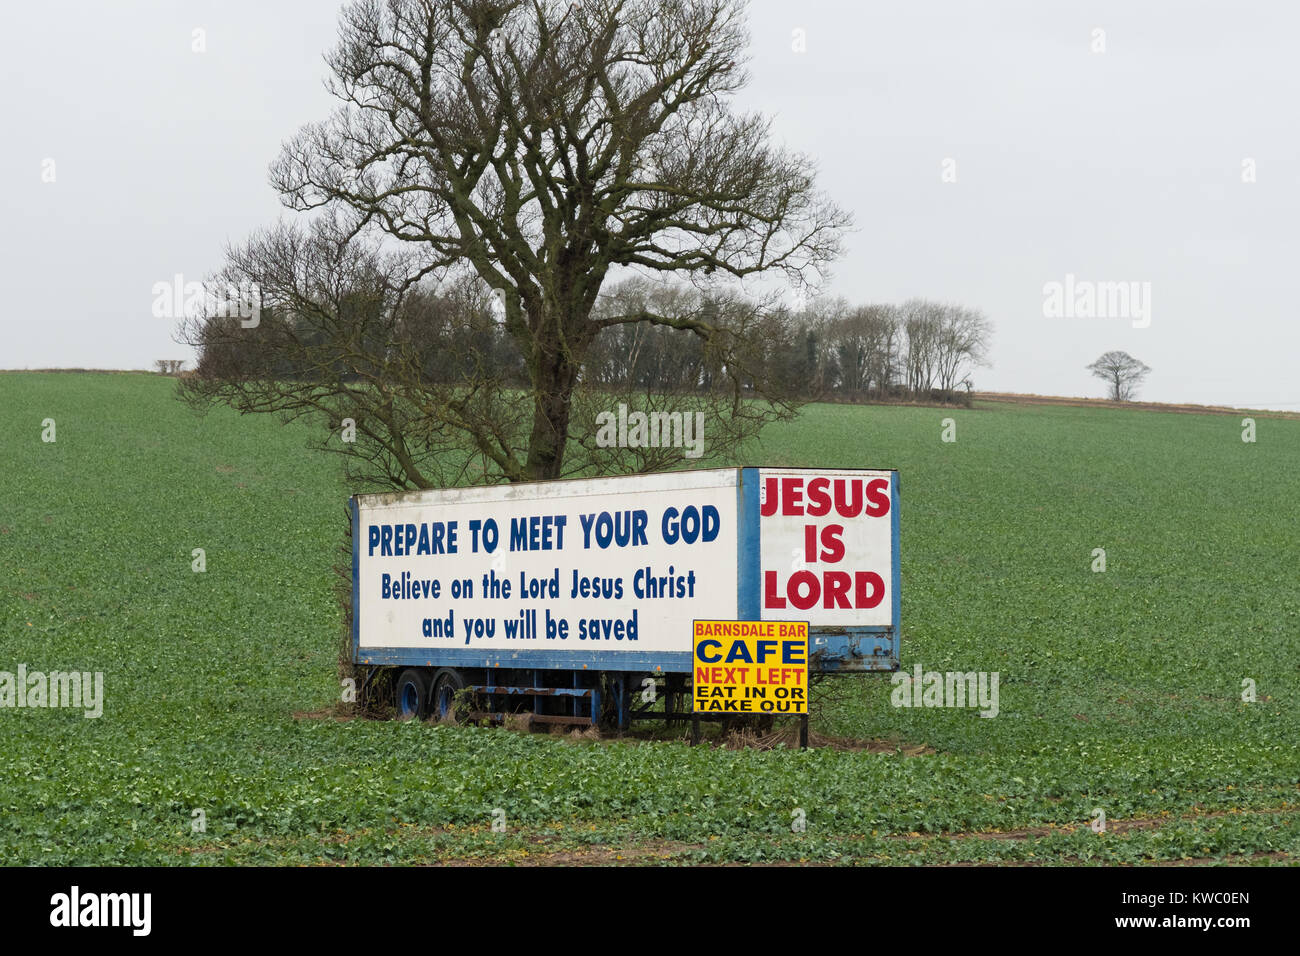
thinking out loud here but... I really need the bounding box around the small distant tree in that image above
[155,359,184,375]
[1087,350,1150,402]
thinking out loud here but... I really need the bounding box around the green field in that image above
[2,372,1298,865]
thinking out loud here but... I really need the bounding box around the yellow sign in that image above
[692,620,809,714]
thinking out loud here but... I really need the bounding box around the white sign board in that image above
[757,468,896,628]
[351,467,899,670]
[354,470,740,658]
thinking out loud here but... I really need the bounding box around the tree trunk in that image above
[522,318,588,481]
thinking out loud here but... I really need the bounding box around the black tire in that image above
[429,668,467,722]
[395,668,429,720]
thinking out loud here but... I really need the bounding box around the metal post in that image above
[690,714,701,746]
[799,714,809,750]
[615,675,627,731]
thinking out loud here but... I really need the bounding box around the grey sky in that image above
[2,1,1296,408]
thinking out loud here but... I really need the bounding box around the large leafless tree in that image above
[184,0,849,485]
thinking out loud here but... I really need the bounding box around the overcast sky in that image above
[2,1,1296,408]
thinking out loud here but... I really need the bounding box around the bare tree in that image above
[866,305,901,396]
[789,296,847,398]
[934,304,992,395]
[189,0,848,484]
[180,214,807,489]
[1087,350,1151,402]
[828,302,890,396]
[182,215,514,491]
[900,298,943,394]
[809,298,988,402]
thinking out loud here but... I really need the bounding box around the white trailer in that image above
[350,467,899,726]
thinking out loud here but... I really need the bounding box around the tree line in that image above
[586,287,991,404]
[188,266,991,406]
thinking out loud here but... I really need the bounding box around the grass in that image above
[1,372,1297,865]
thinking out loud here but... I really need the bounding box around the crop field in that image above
[2,371,1298,865]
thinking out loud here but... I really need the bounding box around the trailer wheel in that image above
[395,669,428,720]
[430,668,466,722]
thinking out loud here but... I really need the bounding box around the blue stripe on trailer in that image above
[350,496,361,663]
[891,470,901,665]
[354,647,695,673]
[737,466,760,619]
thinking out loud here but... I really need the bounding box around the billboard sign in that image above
[351,467,898,673]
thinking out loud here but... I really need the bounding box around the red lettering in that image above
[788,570,819,610]
[833,478,862,517]
[763,570,786,609]
[855,571,885,608]
[822,570,852,608]
[820,524,845,562]
[780,477,804,515]
[806,477,831,516]
[764,569,888,610]
[865,477,891,517]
